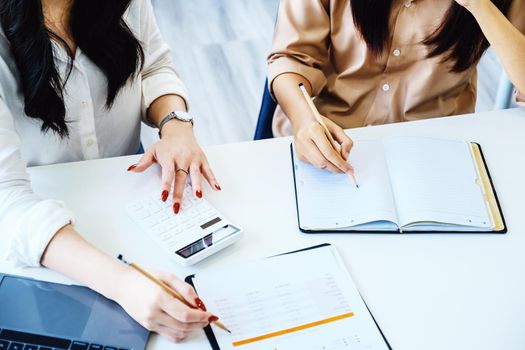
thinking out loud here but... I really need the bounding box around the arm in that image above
[41,226,213,342]
[269,0,353,173]
[0,96,212,342]
[457,0,525,96]
[127,0,220,213]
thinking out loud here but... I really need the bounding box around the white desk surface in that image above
[1,108,524,350]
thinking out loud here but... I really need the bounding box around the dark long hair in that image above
[350,0,512,72]
[0,0,144,137]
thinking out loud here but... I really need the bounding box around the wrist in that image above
[291,114,317,134]
[160,119,194,138]
[107,262,136,301]
[466,0,493,17]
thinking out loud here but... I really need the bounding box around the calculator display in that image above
[176,224,240,258]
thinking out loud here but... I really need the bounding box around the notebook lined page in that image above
[293,140,398,230]
[383,137,491,230]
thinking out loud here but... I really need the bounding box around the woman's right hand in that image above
[115,268,214,342]
[293,115,354,173]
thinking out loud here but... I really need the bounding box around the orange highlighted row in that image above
[232,312,355,347]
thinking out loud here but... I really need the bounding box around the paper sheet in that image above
[383,137,492,230]
[193,245,390,350]
[293,141,398,230]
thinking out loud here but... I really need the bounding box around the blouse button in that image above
[382,84,390,92]
[81,101,88,108]
[86,138,94,147]
[393,49,401,57]
[404,1,412,8]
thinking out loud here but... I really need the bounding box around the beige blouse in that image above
[268,0,525,137]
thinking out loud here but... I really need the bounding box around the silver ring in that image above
[176,168,189,175]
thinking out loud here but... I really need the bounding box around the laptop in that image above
[0,273,149,350]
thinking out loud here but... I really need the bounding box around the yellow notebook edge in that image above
[469,143,505,232]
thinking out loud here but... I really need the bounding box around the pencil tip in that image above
[356,185,360,189]
[298,83,304,87]
[117,254,123,261]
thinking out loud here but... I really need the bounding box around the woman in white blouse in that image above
[0,0,219,342]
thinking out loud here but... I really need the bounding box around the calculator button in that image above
[137,210,151,219]
[145,217,158,227]
[157,211,169,221]
[127,202,143,212]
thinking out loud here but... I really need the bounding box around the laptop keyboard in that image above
[0,329,129,350]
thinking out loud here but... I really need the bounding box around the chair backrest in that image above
[253,78,277,140]
[494,72,514,110]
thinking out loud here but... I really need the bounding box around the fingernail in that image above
[214,184,222,191]
[208,315,219,323]
[161,190,169,202]
[195,298,207,311]
[196,190,202,199]
[127,164,137,171]
[173,202,180,214]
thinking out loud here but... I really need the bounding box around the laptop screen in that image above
[0,275,149,349]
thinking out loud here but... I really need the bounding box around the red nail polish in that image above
[208,315,219,323]
[161,190,169,202]
[214,184,222,191]
[196,190,202,198]
[173,202,180,214]
[195,298,207,311]
[127,164,137,171]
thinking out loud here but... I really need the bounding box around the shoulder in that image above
[123,0,152,38]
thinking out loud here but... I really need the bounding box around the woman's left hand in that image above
[127,121,221,214]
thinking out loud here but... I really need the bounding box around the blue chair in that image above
[254,78,277,140]
[494,71,514,110]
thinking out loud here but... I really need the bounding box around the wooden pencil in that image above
[298,83,359,188]
[117,255,231,334]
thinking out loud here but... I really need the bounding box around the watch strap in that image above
[158,111,193,137]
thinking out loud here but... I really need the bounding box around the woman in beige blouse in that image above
[269,0,525,173]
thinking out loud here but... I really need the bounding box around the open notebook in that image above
[291,137,506,233]
[186,244,391,350]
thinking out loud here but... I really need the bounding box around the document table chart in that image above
[1,108,525,350]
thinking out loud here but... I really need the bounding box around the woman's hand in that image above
[293,115,354,173]
[128,121,220,214]
[115,268,214,342]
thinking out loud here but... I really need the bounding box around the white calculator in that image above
[126,185,242,266]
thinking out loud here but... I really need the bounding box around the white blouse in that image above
[0,0,188,267]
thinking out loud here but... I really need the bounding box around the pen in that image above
[117,254,232,334]
[298,83,359,188]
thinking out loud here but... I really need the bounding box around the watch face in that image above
[175,111,193,122]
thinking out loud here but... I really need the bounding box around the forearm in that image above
[41,225,129,301]
[469,2,525,94]
[273,73,317,131]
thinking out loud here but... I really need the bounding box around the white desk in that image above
[2,108,525,350]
